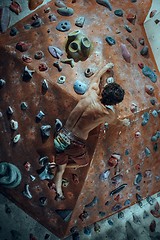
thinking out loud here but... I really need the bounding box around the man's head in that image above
[100,82,125,106]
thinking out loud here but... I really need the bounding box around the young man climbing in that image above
[49,63,130,200]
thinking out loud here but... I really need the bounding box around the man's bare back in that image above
[65,86,117,140]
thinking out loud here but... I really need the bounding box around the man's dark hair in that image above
[100,82,125,105]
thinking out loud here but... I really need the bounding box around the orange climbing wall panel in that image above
[0,0,160,238]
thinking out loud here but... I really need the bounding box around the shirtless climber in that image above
[49,63,130,200]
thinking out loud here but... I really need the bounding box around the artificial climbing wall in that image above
[0,0,160,238]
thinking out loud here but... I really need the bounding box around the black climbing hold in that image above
[140,46,149,56]
[134,172,142,185]
[31,17,43,28]
[20,102,28,110]
[124,25,132,33]
[7,106,14,115]
[39,156,49,166]
[84,226,91,235]
[23,66,35,81]
[85,196,98,208]
[42,79,49,92]
[110,184,127,196]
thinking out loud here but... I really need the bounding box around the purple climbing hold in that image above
[121,44,131,63]
[73,80,88,95]
[145,85,154,95]
[48,46,63,59]
[142,66,157,83]
[96,0,112,11]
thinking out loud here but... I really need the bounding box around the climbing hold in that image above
[99,169,110,181]
[40,125,51,138]
[23,66,35,81]
[10,27,18,36]
[150,220,156,232]
[118,211,124,218]
[10,119,18,130]
[108,156,118,167]
[110,184,127,196]
[126,37,137,49]
[16,41,32,52]
[22,55,32,63]
[152,110,158,118]
[24,24,31,30]
[31,17,43,28]
[136,193,142,203]
[150,10,157,18]
[13,134,21,143]
[53,62,62,72]
[20,102,28,110]
[34,50,44,60]
[7,106,14,115]
[143,210,149,219]
[84,226,91,235]
[73,80,88,95]
[108,219,114,225]
[138,62,144,69]
[85,196,98,208]
[0,7,10,33]
[145,85,154,95]
[55,209,72,222]
[36,111,45,122]
[142,66,157,83]
[42,79,49,91]
[96,0,112,11]
[0,79,6,88]
[39,156,49,166]
[126,13,136,25]
[121,44,131,63]
[44,7,51,13]
[114,9,123,17]
[61,58,75,68]
[94,222,101,233]
[66,30,92,61]
[57,7,74,16]
[39,197,47,206]
[84,68,94,77]
[24,162,31,171]
[30,175,36,181]
[141,112,150,126]
[139,37,145,45]
[39,63,48,71]
[56,20,71,32]
[62,178,69,187]
[38,165,54,180]
[55,0,66,8]
[79,211,89,221]
[112,204,122,212]
[124,199,131,206]
[105,36,116,45]
[125,149,130,155]
[111,174,123,184]
[150,98,157,105]
[132,214,141,225]
[48,14,57,22]
[135,131,141,138]
[99,211,106,217]
[0,162,22,188]
[140,46,149,56]
[107,77,114,84]
[145,147,151,157]
[134,172,142,185]
[9,1,22,15]
[48,46,63,59]
[146,196,154,205]
[22,184,32,199]
[75,16,85,28]
[124,25,132,33]
[57,75,66,84]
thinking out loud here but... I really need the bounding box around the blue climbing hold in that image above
[73,80,88,95]
[142,66,157,83]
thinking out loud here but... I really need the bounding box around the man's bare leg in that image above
[54,163,67,200]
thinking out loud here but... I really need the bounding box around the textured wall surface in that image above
[0,0,160,238]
